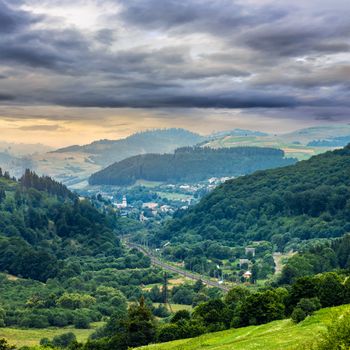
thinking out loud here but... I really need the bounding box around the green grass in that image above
[133,180,164,187]
[0,322,104,347]
[137,305,350,350]
[155,191,192,201]
[153,303,193,313]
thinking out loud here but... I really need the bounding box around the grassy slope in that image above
[0,322,104,347]
[206,135,330,161]
[138,305,350,350]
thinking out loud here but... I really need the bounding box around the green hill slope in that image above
[0,169,122,282]
[159,144,350,251]
[137,304,350,350]
[89,147,296,186]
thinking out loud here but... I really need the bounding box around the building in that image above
[243,271,252,280]
[239,258,250,268]
[115,195,128,209]
[245,247,256,257]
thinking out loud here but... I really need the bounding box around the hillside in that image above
[158,144,350,251]
[89,147,296,186]
[54,129,204,167]
[0,169,122,282]
[137,304,350,350]
[205,124,350,160]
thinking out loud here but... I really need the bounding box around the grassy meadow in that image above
[137,304,350,350]
[0,322,103,347]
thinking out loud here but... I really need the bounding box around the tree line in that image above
[89,146,296,186]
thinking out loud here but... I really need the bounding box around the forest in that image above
[155,144,350,257]
[89,146,296,185]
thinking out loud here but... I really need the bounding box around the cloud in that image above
[0,0,348,126]
[0,93,15,101]
[17,124,65,131]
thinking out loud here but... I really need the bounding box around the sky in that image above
[0,0,349,147]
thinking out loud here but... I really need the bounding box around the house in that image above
[245,247,256,257]
[239,258,250,268]
[243,271,252,279]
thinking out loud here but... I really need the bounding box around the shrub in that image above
[153,305,170,318]
[171,310,191,323]
[297,298,321,314]
[0,339,15,350]
[73,314,90,329]
[157,324,181,342]
[52,332,77,348]
[20,314,50,328]
[39,338,51,346]
[292,307,307,323]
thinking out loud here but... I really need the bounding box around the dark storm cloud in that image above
[52,90,299,109]
[0,93,15,101]
[0,0,38,33]
[0,0,349,122]
[119,0,287,35]
[241,20,350,57]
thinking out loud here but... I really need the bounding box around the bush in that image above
[291,307,307,323]
[19,314,50,328]
[171,310,191,323]
[292,297,322,323]
[73,314,90,329]
[0,339,15,350]
[153,305,170,318]
[52,332,77,348]
[297,298,321,314]
[39,338,51,346]
[157,324,181,342]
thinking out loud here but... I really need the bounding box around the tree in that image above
[52,332,77,348]
[171,310,191,323]
[239,290,285,326]
[126,297,156,348]
[317,272,345,307]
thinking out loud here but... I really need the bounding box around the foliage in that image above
[158,145,350,251]
[89,146,295,185]
[308,311,350,350]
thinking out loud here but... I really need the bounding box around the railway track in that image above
[122,239,231,292]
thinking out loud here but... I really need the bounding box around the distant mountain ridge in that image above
[54,128,204,167]
[89,146,296,186]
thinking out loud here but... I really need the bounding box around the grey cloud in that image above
[119,0,287,35]
[17,124,64,131]
[0,93,15,101]
[51,90,299,109]
[0,0,38,33]
[0,0,349,123]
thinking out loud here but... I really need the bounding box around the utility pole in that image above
[162,272,173,312]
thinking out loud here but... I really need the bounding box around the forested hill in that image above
[158,144,350,249]
[89,147,296,186]
[0,169,123,282]
[54,128,204,167]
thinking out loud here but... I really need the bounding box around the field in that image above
[206,135,332,161]
[0,322,103,347]
[137,304,350,350]
[155,191,192,201]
